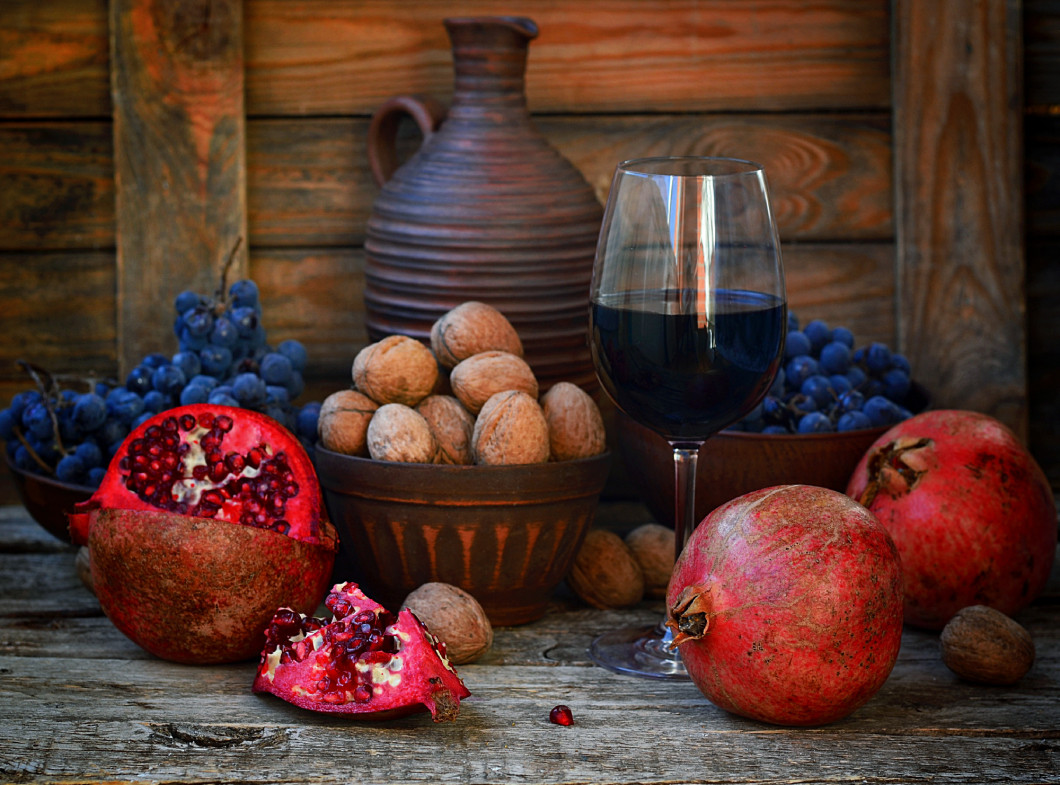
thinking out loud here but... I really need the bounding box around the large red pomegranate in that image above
[253,582,471,722]
[667,485,903,727]
[846,409,1057,630]
[67,405,338,664]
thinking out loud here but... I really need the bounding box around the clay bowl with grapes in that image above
[4,452,93,543]
[616,382,930,529]
[312,446,613,627]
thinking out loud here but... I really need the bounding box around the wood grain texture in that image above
[243,0,891,116]
[0,122,114,250]
[0,506,1057,784]
[0,0,109,118]
[111,0,247,375]
[893,0,1026,437]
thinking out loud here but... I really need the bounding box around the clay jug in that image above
[364,16,604,392]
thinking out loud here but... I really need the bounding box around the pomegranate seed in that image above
[354,685,372,703]
[549,705,574,726]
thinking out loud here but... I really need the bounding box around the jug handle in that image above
[367,95,448,186]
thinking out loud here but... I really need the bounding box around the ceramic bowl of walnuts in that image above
[313,302,612,626]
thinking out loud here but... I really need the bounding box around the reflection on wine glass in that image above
[588,156,787,679]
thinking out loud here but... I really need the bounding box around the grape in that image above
[260,353,293,386]
[125,365,153,396]
[803,319,831,353]
[22,402,53,441]
[174,289,205,314]
[865,342,892,374]
[863,395,902,427]
[72,393,107,431]
[232,373,267,407]
[837,411,872,431]
[800,375,834,409]
[818,341,851,375]
[142,390,172,414]
[229,306,259,339]
[151,364,187,396]
[265,385,290,407]
[797,411,834,433]
[106,389,144,425]
[731,311,920,434]
[785,355,819,388]
[172,351,202,380]
[55,454,85,483]
[74,440,103,469]
[0,408,15,440]
[210,316,239,348]
[785,331,812,360]
[208,391,240,408]
[182,306,214,338]
[277,339,308,373]
[295,402,322,441]
[199,345,233,377]
[87,466,107,486]
[187,374,219,392]
[228,279,260,309]
[179,384,211,406]
[831,326,855,348]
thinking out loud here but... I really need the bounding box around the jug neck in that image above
[444,17,537,112]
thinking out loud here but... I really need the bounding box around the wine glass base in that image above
[588,623,689,680]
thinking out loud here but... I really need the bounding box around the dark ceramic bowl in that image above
[4,453,94,543]
[312,446,613,626]
[616,384,930,529]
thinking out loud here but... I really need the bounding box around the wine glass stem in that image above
[671,442,703,562]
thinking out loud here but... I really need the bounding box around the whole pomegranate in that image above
[667,485,903,727]
[847,409,1057,630]
[254,582,470,722]
[67,405,338,664]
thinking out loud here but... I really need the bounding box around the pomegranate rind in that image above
[89,508,336,664]
[68,404,336,550]
[846,409,1057,630]
[253,582,471,722]
[667,485,904,727]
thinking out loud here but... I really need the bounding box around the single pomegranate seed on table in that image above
[549,705,573,726]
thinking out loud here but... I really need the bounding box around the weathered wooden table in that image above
[2,502,1057,784]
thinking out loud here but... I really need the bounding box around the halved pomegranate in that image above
[66,404,339,664]
[68,405,332,547]
[253,582,471,722]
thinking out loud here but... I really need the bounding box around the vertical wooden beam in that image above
[111,0,246,374]
[892,0,1026,439]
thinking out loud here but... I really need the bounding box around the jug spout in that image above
[444,17,538,104]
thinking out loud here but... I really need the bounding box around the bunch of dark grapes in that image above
[731,313,919,435]
[1,278,322,489]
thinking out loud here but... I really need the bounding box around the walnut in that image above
[940,605,1036,685]
[567,528,645,609]
[352,334,439,407]
[450,351,538,415]
[471,390,550,466]
[365,403,439,463]
[402,582,493,665]
[430,301,524,370]
[540,381,607,461]
[624,523,675,599]
[415,394,475,465]
[317,389,379,456]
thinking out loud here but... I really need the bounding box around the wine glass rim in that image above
[617,156,765,177]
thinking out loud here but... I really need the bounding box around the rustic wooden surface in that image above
[110,0,248,372]
[1,503,1057,784]
[893,0,1027,439]
[0,0,1056,495]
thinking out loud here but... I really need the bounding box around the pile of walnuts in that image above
[317,301,607,466]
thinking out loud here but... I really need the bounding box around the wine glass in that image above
[588,156,787,679]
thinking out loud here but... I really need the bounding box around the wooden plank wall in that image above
[1,0,1056,503]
